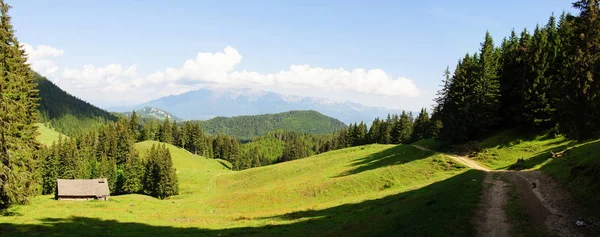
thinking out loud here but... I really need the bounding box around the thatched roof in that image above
[56,179,110,197]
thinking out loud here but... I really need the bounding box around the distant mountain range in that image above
[120,107,183,121]
[198,110,347,141]
[109,88,404,124]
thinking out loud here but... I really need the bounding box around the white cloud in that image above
[22,44,423,109]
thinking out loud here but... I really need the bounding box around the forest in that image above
[196,110,347,141]
[433,1,600,144]
[35,74,118,136]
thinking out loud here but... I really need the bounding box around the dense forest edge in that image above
[35,73,118,136]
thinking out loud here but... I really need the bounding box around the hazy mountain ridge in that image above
[121,107,183,121]
[109,88,404,124]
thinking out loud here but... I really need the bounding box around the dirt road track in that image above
[411,144,590,237]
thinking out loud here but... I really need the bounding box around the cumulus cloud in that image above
[21,43,64,76]
[22,44,423,108]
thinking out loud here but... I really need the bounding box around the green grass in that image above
[473,130,573,170]
[412,138,444,151]
[540,139,600,226]
[1,141,485,236]
[36,123,65,146]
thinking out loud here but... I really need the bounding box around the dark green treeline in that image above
[436,1,600,144]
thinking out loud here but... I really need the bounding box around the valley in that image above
[7,126,600,236]
[2,0,600,236]
[2,138,483,236]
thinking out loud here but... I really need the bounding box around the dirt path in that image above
[411,145,589,236]
[475,173,511,237]
[411,145,490,171]
[515,171,588,237]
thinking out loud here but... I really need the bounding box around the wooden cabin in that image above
[56,178,110,201]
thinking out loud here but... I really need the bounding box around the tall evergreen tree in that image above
[128,111,140,142]
[473,32,501,137]
[522,25,554,130]
[498,30,522,126]
[160,117,173,144]
[0,0,40,208]
[555,0,600,140]
[411,108,432,142]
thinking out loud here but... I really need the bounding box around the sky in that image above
[11,0,575,111]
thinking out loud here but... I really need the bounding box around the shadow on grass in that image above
[336,145,435,177]
[475,130,540,150]
[0,170,485,237]
[502,141,579,171]
[539,140,600,226]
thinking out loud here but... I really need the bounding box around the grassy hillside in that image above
[1,142,484,236]
[35,73,118,136]
[35,123,65,146]
[198,110,347,141]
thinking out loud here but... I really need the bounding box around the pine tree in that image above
[498,30,522,126]
[171,120,180,147]
[160,117,173,144]
[121,149,144,194]
[411,108,431,142]
[356,122,367,145]
[440,55,475,143]
[522,25,554,130]
[143,144,178,199]
[97,154,117,193]
[128,111,140,142]
[398,111,414,144]
[368,118,381,144]
[473,32,501,137]
[159,144,178,198]
[555,1,600,140]
[40,142,59,195]
[0,0,40,208]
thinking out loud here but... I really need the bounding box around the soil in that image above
[474,173,510,237]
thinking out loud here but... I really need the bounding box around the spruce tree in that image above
[555,0,600,140]
[473,32,501,137]
[129,111,140,142]
[522,25,554,130]
[440,55,474,143]
[0,0,40,208]
[411,108,431,142]
[160,117,173,144]
[171,120,180,147]
[498,30,522,126]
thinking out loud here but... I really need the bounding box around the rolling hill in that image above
[1,141,484,236]
[198,110,347,141]
[35,73,118,135]
[109,88,404,125]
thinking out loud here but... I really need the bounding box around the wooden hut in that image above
[56,178,110,201]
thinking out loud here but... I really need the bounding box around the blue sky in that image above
[11,0,574,110]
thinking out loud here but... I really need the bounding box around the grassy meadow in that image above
[35,123,64,146]
[1,137,485,236]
